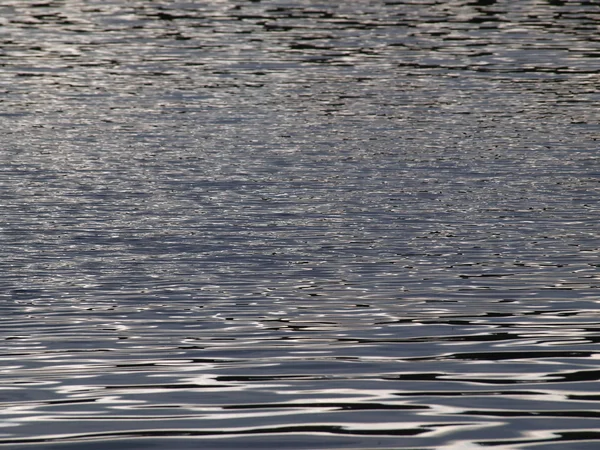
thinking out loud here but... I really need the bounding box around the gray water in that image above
[1,0,600,448]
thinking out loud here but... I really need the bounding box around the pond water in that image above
[1,0,600,448]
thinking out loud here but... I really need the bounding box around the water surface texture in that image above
[1,0,600,448]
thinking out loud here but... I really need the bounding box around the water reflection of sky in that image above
[2,0,600,448]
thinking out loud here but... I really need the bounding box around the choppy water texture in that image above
[1,0,600,448]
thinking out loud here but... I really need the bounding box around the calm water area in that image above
[1,0,600,448]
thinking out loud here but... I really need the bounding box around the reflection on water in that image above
[1,0,600,448]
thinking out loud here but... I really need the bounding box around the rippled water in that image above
[1,0,600,448]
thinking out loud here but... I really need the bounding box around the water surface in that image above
[1,0,600,448]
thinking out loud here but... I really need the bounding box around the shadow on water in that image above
[1,0,600,448]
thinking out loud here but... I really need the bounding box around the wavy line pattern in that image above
[1,0,600,448]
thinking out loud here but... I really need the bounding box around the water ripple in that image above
[2,0,600,448]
